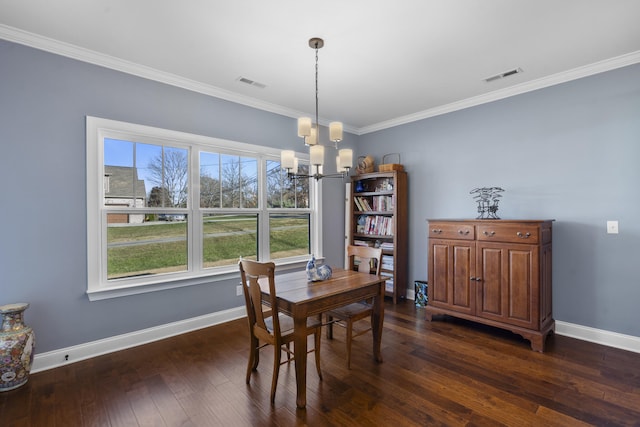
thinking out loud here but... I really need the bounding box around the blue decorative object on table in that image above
[306,255,333,281]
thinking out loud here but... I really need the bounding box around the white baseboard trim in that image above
[30,305,639,374]
[406,288,415,301]
[408,286,639,354]
[31,305,247,373]
[555,321,640,354]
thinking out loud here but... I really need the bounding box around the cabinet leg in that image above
[528,329,553,352]
[530,335,545,352]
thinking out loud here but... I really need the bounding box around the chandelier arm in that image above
[287,171,350,181]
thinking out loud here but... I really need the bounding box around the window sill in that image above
[86,259,311,301]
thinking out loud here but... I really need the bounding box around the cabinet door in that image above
[428,239,475,315]
[476,242,539,329]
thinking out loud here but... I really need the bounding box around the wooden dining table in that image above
[258,267,386,409]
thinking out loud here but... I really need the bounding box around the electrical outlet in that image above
[236,284,243,296]
[607,220,619,234]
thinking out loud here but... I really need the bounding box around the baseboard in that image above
[408,287,639,354]
[555,321,640,354]
[31,305,246,373]
[406,288,415,301]
[30,304,639,374]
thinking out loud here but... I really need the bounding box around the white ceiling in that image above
[1,0,640,134]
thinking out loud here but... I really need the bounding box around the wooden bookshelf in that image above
[349,171,407,303]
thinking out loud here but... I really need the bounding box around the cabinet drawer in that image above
[477,224,539,244]
[429,223,475,240]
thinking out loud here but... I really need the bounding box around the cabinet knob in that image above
[483,231,496,236]
[458,229,469,235]
[470,277,481,282]
[516,232,531,239]
[432,229,442,234]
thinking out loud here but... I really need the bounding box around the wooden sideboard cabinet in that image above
[426,219,554,352]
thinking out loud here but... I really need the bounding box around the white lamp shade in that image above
[298,117,311,137]
[310,145,324,166]
[329,122,343,142]
[306,127,317,146]
[292,157,299,174]
[281,150,295,170]
[338,148,353,169]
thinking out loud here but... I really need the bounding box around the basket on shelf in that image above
[356,155,375,174]
[378,153,404,172]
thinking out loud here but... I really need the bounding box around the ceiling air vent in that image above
[484,67,523,83]
[236,76,267,89]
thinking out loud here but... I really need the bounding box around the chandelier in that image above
[280,37,353,180]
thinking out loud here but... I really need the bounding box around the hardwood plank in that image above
[1,300,639,426]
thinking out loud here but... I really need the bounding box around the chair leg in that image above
[270,343,282,404]
[346,320,353,369]
[326,315,334,339]
[314,329,323,380]
[246,335,259,384]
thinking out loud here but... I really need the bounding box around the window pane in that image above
[266,161,310,208]
[147,146,189,208]
[107,213,188,279]
[202,214,258,268]
[269,213,310,259]
[104,139,188,208]
[218,155,258,208]
[240,156,258,208]
[200,152,221,208]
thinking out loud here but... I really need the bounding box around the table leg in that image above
[293,315,308,409]
[371,282,384,363]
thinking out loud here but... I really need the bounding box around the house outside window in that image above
[86,116,321,300]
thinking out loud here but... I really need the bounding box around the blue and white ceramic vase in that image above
[0,303,35,392]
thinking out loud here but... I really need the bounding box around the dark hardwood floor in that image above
[2,301,639,426]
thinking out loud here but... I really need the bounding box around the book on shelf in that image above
[361,215,394,236]
[353,197,363,211]
[372,195,395,212]
[381,255,394,270]
[354,196,372,211]
[384,277,394,292]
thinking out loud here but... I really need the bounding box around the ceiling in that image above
[1,1,640,134]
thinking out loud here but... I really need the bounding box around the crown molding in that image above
[358,50,640,135]
[2,24,638,137]
[0,25,346,128]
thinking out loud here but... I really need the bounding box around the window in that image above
[87,117,320,300]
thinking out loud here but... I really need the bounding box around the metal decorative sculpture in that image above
[470,187,505,219]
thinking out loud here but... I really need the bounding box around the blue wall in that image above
[1,38,639,356]
[0,40,350,353]
[358,63,640,337]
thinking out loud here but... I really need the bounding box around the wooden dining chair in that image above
[239,259,323,403]
[325,245,383,368]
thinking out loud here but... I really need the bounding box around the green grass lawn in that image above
[107,215,309,278]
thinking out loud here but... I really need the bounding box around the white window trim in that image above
[86,116,323,301]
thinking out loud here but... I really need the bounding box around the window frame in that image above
[86,116,322,301]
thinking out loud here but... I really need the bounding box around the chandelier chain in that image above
[315,44,319,142]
